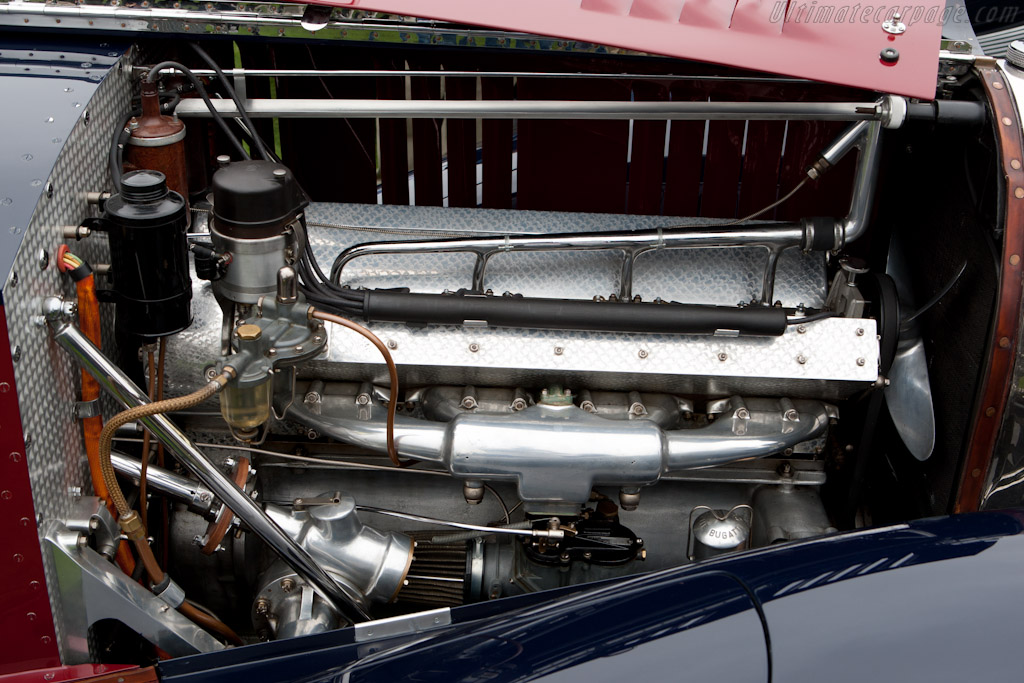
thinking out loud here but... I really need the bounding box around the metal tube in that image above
[174,98,882,121]
[838,120,883,246]
[149,67,813,83]
[110,450,216,517]
[331,222,807,284]
[46,313,370,622]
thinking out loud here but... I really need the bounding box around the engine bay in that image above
[1,33,1006,663]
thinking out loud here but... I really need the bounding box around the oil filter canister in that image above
[89,169,192,339]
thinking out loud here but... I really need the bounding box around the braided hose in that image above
[99,373,231,520]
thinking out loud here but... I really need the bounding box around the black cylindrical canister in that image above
[99,169,192,338]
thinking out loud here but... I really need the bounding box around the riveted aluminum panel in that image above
[168,203,876,400]
[2,44,132,663]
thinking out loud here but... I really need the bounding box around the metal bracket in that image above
[353,607,452,643]
[43,520,224,663]
[74,399,101,419]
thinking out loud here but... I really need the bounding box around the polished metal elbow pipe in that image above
[44,304,370,622]
[110,450,216,518]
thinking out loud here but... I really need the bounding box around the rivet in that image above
[468,342,480,353]
[1012,254,1021,266]
[1012,159,1022,170]
[796,354,807,364]
[44,182,53,199]
[10,452,21,463]
[999,336,1011,349]
[986,406,997,417]
[856,328,865,336]
[994,82,1004,89]
[554,346,563,355]
[1003,116,1013,126]
[40,636,51,645]
[1015,188,1024,199]
[638,349,649,359]
[857,357,866,366]
[717,352,728,361]
[1,490,11,500]
[37,248,48,270]
[386,339,398,350]
[972,468,982,477]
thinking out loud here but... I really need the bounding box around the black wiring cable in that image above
[145,60,249,160]
[786,310,838,325]
[109,110,137,193]
[189,42,271,161]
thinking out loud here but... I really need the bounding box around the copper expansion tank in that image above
[124,80,188,210]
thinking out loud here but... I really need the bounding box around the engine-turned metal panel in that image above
[167,203,874,399]
[2,50,133,662]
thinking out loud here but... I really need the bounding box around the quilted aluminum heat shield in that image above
[167,203,878,400]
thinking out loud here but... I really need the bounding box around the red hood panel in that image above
[328,0,942,99]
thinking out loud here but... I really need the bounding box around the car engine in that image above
[1,29,1006,663]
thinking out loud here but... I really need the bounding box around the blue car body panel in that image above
[158,511,1024,683]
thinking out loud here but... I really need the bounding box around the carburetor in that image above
[214,267,327,441]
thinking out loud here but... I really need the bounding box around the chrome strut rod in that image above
[43,304,370,623]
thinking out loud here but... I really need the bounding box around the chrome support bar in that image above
[44,308,370,623]
[148,67,813,82]
[175,98,887,121]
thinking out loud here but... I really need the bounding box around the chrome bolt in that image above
[857,357,866,366]
[856,328,865,336]
[468,342,480,353]
[717,352,728,361]
[387,339,398,350]
[638,349,649,359]
[796,354,807,364]
[796,325,807,334]
[280,578,296,592]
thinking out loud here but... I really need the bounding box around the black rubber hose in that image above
[109,110,137,194]
[145,60,249,160]
[189,43,270,161]
[364,291,788,336]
